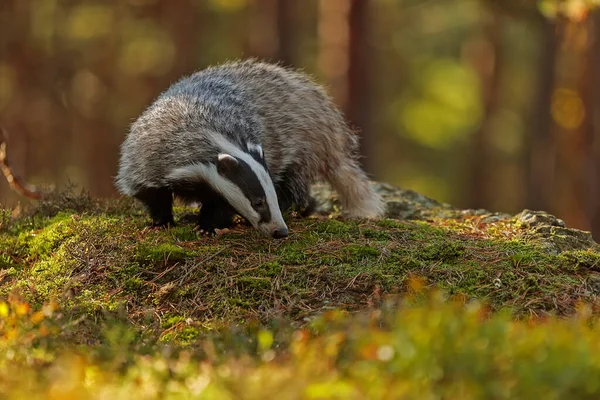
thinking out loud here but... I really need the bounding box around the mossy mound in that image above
[2,184,600,398]
[1,184,599,345]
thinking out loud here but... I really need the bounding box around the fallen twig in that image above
[0,127,53,200]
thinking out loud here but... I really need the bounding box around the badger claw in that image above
[194,227,216,237]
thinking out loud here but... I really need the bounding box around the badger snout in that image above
[272,227,288,239]
[258,222,289,239]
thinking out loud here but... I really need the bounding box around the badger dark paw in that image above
[194,226,217,237]
[150,218,175,228]
[197,204,236,236]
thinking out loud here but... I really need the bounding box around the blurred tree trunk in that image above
[575,14,597,234]
[347,0,373,174]
[247,0,296,65]
[318,0,375,172]
[48,1,72,190]
[592,11,600,240]
[1,0,34,201]
[526,17,558,213]
[551,15,594,232]
[86,19,119,197]
[276,0,296,66]
[162,0,199,77]
[317,0,350,107]
[246,0,278,60]
[466,12,503,209]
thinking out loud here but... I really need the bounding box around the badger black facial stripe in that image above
[216,157,271,223]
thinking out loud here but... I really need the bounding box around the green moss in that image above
[161,315,186,329]
[166,225,199,242]
[259,261,283,277]
[135,243,191,264]
[361,228,391,240]
[375,219,407,229]
[559,250,600,272]
[419,241,465,261]
[110,264,145,293]
[314,219,353,235]
[160,325,201,345]
[280,244,308,265]
[24,244,77,300]
[0,252,17,269]
[24,213,76,259]
[342,245,380,262]
[236,276,271,291]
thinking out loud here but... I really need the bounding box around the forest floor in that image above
[1,184,600,399]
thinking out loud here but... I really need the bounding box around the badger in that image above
[115,59,385,239]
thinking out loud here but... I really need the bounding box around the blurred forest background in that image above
[1,0,600,238]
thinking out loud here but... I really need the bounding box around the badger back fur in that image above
[116,59,385,237]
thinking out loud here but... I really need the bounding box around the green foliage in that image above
[393,58,483,149]
[3,288,600,399]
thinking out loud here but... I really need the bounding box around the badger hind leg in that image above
[325,158,385,219]
[275,164,315,218]
[299,196,318,217]
[135,187,175,227]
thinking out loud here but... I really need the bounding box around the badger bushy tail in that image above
[327,159,385,218]
[322,128,386,219]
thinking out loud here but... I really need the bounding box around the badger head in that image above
[167,142,288,239]
[214,148,288,238]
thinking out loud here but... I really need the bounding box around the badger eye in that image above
[252,198,266,208]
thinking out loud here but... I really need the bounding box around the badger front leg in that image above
[135,187,175,227]
[197,195,237,235]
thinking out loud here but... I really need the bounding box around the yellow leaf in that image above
[257,329,273,352]
[15,302,30,316]
[31,310,45,324]
[0,302,8,318]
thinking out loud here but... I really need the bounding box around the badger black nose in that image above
[272,227,288,239]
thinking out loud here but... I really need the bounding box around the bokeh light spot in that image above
[551,88,585,130]
[66,6,114,40]
[119,33,175,76]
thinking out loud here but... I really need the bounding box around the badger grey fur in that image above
[116,59,385,237]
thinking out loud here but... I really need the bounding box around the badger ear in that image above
[217,153,239,176]
[248,143,263,158]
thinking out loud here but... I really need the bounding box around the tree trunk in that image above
[276,0,295,66]
[466,12,503,209]
[317,0,350,107]
[576,15,597,234]
[246,0,278,60]
[527,18,558,212]
[589,11,600,240]
[347,0,373,173]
